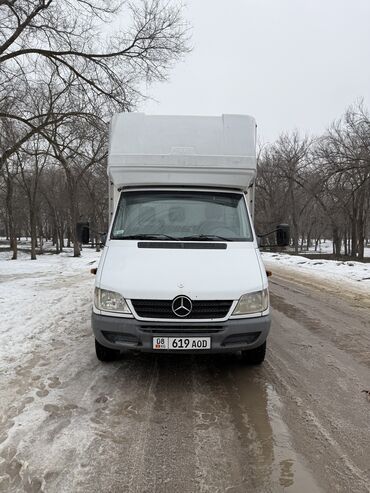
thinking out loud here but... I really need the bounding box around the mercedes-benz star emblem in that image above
[172,295,193,318]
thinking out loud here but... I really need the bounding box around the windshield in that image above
[111,190,253,241]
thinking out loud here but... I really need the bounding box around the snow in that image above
[289,239,370,258]
[262,251,370,291]
[0,247,100,374]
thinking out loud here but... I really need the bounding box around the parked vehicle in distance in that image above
[90,113,288,364]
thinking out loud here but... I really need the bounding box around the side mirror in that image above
[76,222,90,244]
[100,232,107,247]
[276,224,290,247]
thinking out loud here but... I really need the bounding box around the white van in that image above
[91,114,283,364]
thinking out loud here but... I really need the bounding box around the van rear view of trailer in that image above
[92,113,271,363]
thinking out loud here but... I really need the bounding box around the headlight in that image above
[94,288,131,314]
[232,289,269,315]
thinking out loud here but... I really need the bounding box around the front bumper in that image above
[92,312,271,353]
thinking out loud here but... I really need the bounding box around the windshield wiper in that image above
[111,233,178,240]
[179,234,233,241]
[112,233,234,241]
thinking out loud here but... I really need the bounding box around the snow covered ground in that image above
[0,247,100,374]
[262,251,370,293]
[0,244,369,492]
[282,239,370,258]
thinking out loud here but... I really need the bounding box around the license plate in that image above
[152,336,211,350]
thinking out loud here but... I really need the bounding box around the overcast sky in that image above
[141,0,370,142]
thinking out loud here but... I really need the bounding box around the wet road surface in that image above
[0,266,370,492]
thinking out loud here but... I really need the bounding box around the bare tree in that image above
[256,132,312,252]
[0,117,21,258]
[0,0,190,258]
[16,134,50,259]
[315,103,370,258]
[44,113,108,256]
[40,167,70,253]
[0,0,190,124]
[81,161,108,252]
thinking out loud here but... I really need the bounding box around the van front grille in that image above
[131,299,233,319]
[140,326,224,334]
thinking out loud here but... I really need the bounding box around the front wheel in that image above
[240,341,266,365]
[95,339,120,362]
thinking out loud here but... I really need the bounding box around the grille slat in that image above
[140,327,224,334]
[131,299,232,319]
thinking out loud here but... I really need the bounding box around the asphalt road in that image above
[0,267,369,493]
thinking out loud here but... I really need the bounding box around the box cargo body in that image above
[108,113,257,222]
[92,113,270,363]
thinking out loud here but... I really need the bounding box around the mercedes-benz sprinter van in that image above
[92,114,271,364]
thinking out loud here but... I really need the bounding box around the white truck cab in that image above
[92,113,271,364]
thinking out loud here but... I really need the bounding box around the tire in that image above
[95,339,120,362]
[241,341,266,365]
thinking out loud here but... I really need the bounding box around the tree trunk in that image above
[70,188,81,257]
[53,225,60,253]
[29,208,37,260]
[306,229,312,251]
[293,231,299,254]
[350,203,358,257]
[66,227,71,248]
[332,226,341,256]
[5,178,18,260]
[356,186,367,260]
[357,207,365,260]
[38,219,43,254]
